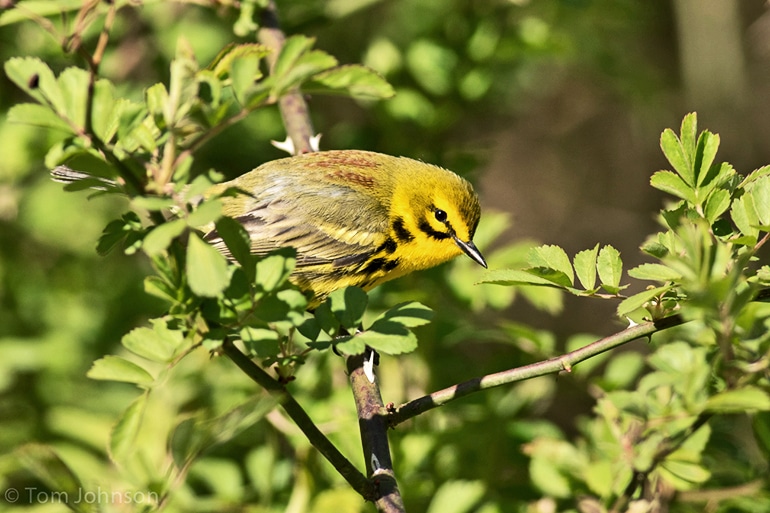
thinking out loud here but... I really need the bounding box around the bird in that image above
[203,150,486,306]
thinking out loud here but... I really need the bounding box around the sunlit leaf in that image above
[187,232,230,297]
[87,356,154,385]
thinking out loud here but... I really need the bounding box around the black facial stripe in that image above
[392,217,414,243]
[418,220,450,240]
[333,252,371,267]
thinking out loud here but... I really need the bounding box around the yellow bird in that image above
[204,150,486,305]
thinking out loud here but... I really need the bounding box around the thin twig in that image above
[221,339,375,498]
[389,315,685,427]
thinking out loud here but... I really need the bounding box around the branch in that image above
[347,353,405,512]
[258,0,316,154]
[389,314,685,427]
[221,339,374,498]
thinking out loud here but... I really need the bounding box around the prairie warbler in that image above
[205,150,486,305]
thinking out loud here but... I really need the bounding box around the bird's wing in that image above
[205,173,391,270]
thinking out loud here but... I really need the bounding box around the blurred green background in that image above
[2,1,769,511]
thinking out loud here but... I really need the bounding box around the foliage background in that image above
[1,1,770,512]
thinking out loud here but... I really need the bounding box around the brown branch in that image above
[258,0,316,154]
[221,339,374,498]
[389,314,685,427]
[347,353,405,512]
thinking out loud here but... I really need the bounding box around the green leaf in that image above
[479,268,565,288]
[694,131,720,188]
[751,175,770,227]
[616,285,672,318]
[214,216,253,273]
[272,36,338,96]
[230,52,262,105]
[109,394,148,465]
[627,263,682,282]
[703,188,731,224]
[7,103,70,131]
[121,319,184,363]
[187,198,222,228]
[705,387,770,413]
[4,57,66,116]
[255,248,296,292]
[304,64,395,100]
[92,78,120,141]
[426,480,485,513]
[731,194,759,239]
[660,128,693,185]
[373,301,433,328]
[528,245,574,286]
[650,170,695,203]
[356,322,418,355]
[573,244,599,291]
[597,245,623,293]
[16,444,93,513]
[87,356,155,385]
[240,327,281,358]
[57,66,89,129]
[660,460,711,488]
[187,232,230,297]
[131,195,175,211]
[327,286,368,330]
[97,212,143,256]
[209,43,270,78]
[1,0,82,26]
[142,219,186,257]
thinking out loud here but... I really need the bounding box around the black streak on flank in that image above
[392,217,414,243]
[418,220,450,240]
[378,237,398,254]
[362,257,400,275]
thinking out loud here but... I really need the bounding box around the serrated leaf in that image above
[479,268,565,288]
[573,244,599,291]
[528,245,574,286]
[214,216,253,272]
[374,301,433,328]
[627,263,682,282]
[187,232,230,297]
[650,170,695,203]
[751,176,770,226]
[356,321,418,355]
[327,286,368,330]
[57,66,89,129]
[304,65,395,99]
[255,249,296,292]
[273,35,316,78]
[616,285,672,317]
[187,198,222,228]
[109,394,148,465]
[4,57,66,115]
[597,245,623,292]
[703,188,731,224]
[660,128,693,185]
[142,219,186,257]
[731,194,759,239]
[7,103,71,131]
[209,42,270,78]
[122,319,183,363]
[694,131,720,188]
[705,387,770,413]
[87,356,154,385]
[230,53,262,105]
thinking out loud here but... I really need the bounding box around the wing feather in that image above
[205,168,390,271]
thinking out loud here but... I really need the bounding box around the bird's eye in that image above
[434,209,448,223]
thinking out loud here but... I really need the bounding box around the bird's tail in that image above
[50,166,120,192]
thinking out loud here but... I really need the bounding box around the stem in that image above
[221,339,375,498]
[347,353,405,511]
[258,0,316,154]
[389,315,685,427]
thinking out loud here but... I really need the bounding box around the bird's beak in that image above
[453,236,487,268]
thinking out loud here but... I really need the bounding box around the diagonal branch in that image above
[389,314,685,427]
[221,339,374,498]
